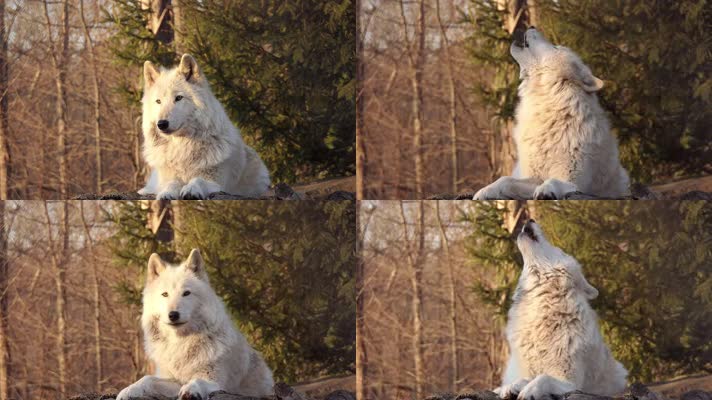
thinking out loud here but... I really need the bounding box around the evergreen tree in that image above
[466,1,712,182]
[105,0,355,183]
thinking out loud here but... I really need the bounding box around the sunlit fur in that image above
[138,54,270,199]
[494,221,628,400]
[116,250,274,400]
[474,28,630,200]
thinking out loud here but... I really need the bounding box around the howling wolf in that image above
[495,220,628,400]
[116,249,274,400]
[138,54,271,199]
[473,28,630,200]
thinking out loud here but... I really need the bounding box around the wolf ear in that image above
[143,61,160,88]
[581,75,604,93]
[185,248,208,280]
[577,274,599,299]
[178,54,201,83]
[573,64,604,92]
[147,253,166,283]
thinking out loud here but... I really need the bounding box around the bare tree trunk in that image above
[356,0,366,200]
[43,0,70,198]
[412,0,426,198]
[400,201,425,399]
[0,201,10,400]
[0,0,10,200]
[435,201,459,391]
[80,203,103,392]
[45,202,69,397]
[79,0,103,194]
[490,0,537,179]
[435,0,459,193]
[356,205,367,400]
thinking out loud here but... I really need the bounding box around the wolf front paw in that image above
[473,187,497,200]
[156,189,180,200]
[178,379,220,400]
[533,179,577,200]
[495,379,530,400]
[180,178,222,200]
[116,383,145,400]
[517,383,554,400]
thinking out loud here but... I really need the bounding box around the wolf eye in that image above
[175,95,183,102]
[156,99,161,104]
[182,290,191,296]
[161,292,168,297]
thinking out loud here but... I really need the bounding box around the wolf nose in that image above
[528,25,536,30]
[527,218,535,224]
[168,311,180,322]
[157,120,170,132]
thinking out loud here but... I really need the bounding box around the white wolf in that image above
[473,28,630,200]
[116,249,275,400]
[138,54,271,199]
[495,220,628,400]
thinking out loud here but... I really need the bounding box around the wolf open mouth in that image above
[520,221,538,242]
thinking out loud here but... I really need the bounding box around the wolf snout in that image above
[168,311,180,322]
[157,119,170,132]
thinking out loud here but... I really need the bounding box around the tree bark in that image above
[0,0,10,200]
[0,201,10,400]
[79,0,104,194]
[435,0,459,193]
[492,0,536,179]
[45,202,69,398]
[411,0,426,197]
[400,201,425,399]
[435,201,459,391]
[356,0,366,200]
[43,0,70,198]
[356,205,367,399]
[79,203,103,392]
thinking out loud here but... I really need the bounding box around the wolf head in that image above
[142,54,210,137]
[510,27,604,93]
[517,219,598,299]
[142,249,216,331]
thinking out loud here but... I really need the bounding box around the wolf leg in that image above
[532,178,578,200]
[180,177,222,200]
[138,169,159,195]
[516,374,576,400]
[116,375,181,400]
[178,378,221,400]
[473,177,542,200]
[495,351,530,398]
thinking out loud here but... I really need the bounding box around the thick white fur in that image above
[495,221,628,400]
[116,250,274,400]
[139,54,270,199]
[474,28,630,200]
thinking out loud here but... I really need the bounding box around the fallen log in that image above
[67,383,355,400]
[74,182,356,201]
[422,384,712,400]
[429,177,712,200]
